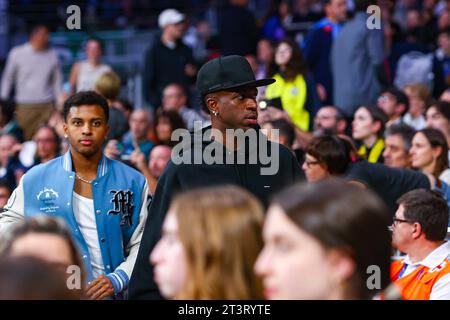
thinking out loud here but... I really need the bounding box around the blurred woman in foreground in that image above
[254,179,392,300]
[150,185,264,299]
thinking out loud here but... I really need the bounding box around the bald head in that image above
[149,145,172,178]
[162,84,188,112]
[130,109,152,141]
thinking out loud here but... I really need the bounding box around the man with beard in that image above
[129,55,302,299]
[313,105,347,136]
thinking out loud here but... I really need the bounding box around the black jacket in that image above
[142,37,194,108]
[345,160,430,214]
[128,127,302,299]
[219,4,259,56]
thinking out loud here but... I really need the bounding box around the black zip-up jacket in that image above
[142,36,194,108]
[128,126,302,299]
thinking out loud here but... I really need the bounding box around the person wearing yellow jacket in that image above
[265,38,321,131]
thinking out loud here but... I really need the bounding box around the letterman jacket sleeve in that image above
[0,177,25,234]
[106,181,149,294]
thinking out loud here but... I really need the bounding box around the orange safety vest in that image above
[391,259,450,300]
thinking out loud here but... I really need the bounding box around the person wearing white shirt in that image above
[402,83,429,131]
[69,38,111,93]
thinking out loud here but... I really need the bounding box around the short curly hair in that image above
[306,135,352,175]
[63,90,109,122]
[397,189,449,241]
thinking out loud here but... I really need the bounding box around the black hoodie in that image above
[128,126,302,299]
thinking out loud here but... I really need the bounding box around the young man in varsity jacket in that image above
[0,91,149,299]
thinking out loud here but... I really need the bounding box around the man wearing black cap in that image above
[129,55,302,299]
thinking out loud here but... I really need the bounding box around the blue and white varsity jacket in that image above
[0,151,149,295]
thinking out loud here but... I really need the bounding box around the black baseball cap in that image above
[196,55,276,95]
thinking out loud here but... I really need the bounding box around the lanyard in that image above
[397,263,408,280]
[397,263,425,280]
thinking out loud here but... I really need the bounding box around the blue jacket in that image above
[303,18,344,105]
[0,151,149,294]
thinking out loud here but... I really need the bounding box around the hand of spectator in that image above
[130,149,147,171]
[258,106,291,126]
[185,63,197,77]
[262,107,313,150]
[257,109,270,125]
[266,106,291,122]
[130,140,148,171]
[316,83,327,102]
[48,111,65,138]
[86,275,115,300]
[104,140,121,160]
[10,143,22,156]
[14,169,25,187]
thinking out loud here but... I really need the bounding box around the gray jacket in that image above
[331,12,385,117]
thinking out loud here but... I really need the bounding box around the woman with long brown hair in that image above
[410,128,450,184]
[255,179,392,300]
[0,216,86,299]
[150,185,264,299]
[352,105,388,163]
[265,38,321,132]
